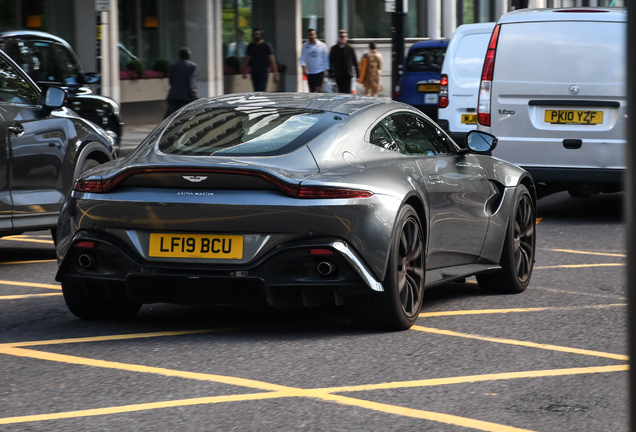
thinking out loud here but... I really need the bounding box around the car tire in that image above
[62,279,141,320]
[347,204,425,331]
[477,184,535,294]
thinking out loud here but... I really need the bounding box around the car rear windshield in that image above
[158,107,338,156]
[406,47,446,72]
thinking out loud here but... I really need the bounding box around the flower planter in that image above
[120,78,170,103]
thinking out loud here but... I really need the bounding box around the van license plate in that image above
[544,110,603,125]
[418,84,439,92]
[149,233,244,259]
[461,114,477,124]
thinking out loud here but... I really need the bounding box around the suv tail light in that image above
[439,74,449,108]
[477,24,501,127]
[393,81,402,99]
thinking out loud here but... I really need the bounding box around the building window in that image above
[118,0,184,76]
[222,0,252,73]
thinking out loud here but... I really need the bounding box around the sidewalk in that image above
[119,124,157,157]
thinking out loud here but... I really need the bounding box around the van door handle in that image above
[8,122,24,137]
[563,139,582,149]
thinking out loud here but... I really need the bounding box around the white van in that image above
[477,8,626,197]
[438,22,495,144]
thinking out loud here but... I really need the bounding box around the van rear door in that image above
[488,19,626,177]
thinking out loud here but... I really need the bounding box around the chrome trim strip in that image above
[332,241,384,292]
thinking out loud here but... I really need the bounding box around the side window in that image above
[28,41,58,83]
[5,41,32,75]
[381,112,454,156]
[0,56,39,105]
[54,44,82,85]
[369,122,400,152]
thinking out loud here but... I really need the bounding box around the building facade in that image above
[0,0,624,124]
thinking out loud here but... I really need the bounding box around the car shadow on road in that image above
[537,191,623,223]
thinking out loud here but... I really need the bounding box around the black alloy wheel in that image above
[347,204,425,330]
[478,184,535,293]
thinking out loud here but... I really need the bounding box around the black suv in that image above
[0,48,116,240]
[0,30,123,143]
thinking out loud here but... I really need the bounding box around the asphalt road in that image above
[0,191,627,431]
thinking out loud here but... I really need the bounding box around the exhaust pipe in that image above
[317,261,335,276]
[78,253,95,269]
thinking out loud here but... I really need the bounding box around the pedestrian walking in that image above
[241,28,279,92]
[329,29,358,94]
[164,47,197,118]
[300,28,330,92]
[358,42,383,97]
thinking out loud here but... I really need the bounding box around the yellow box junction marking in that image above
[0,315,628,430]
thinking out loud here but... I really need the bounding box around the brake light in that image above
[439,74,449,108]
[393,81,402,99]
[73,168,374,199]
[477,24,500,127]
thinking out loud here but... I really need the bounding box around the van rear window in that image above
[496,21,625,83]
[406,47,446,72]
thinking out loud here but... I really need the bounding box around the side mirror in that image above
[42,86,67,110]
[465,130,498,154]
[83,72,101,84]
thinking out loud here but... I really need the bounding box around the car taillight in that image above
[73,168,374,199]
[393,81,402,99]
[439,74,449,108]
[477,24,500,127]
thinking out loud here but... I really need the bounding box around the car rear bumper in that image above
[524,167,624,186]
[55,231,382,309]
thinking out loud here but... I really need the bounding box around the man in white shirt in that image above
[300,28,330,92]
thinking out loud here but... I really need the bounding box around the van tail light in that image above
[393,81,402,99]
[439,74,449,108]
[478,24,501,127]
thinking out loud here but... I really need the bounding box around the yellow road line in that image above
[419,303,626,318]
[320,365,627,393]
[0,236,54,245]
[315,393,537,432]
[535,263,624,269]
[0,259,57,265]
[5,329,224,348]
[0,392,288,425]
[0,346,293,392]
[0,293,62,300]
[412,326,627,361]
[0,343,625,431]
[0,280,60,290]
[548,248,626,258]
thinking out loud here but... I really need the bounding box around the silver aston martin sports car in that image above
[55,93,536,330]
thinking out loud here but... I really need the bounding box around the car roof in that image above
[499,7,626,24]
[0,29,71,47]
[409,39,449,50]
[184,92,401,116]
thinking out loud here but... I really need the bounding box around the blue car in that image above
[393,39,448,121]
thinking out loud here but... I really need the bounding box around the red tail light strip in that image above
[477,24,501,127]
[74,167,374,199]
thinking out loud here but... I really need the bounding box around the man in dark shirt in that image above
[164,47,197,118]
[329,29,358,94]
[242,28,279,92]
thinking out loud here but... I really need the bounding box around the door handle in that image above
[8,122,24,137]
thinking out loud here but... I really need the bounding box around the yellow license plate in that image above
[544,109,603,125]
[418,84,439,92]
[149,233,243,259]
[461,114,477,124]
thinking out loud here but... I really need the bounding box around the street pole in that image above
[391,0,405,97]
